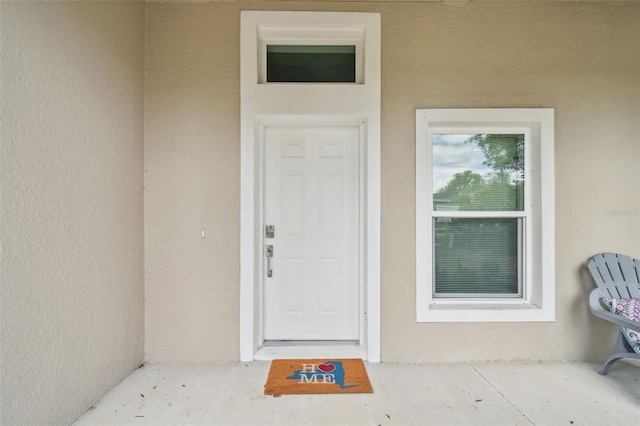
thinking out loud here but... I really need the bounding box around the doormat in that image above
[264,358,373,395]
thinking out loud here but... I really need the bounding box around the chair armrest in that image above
[589,288,640,333]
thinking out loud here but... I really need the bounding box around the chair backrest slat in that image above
[588,253,640,299]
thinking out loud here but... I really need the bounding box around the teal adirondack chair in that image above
[587,253,640,375]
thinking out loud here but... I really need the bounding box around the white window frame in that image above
[431,128,530,299]
[416,108,555,322]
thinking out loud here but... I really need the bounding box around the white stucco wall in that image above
[0,2,145,424]
[145,1,639,363]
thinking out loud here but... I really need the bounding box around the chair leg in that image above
[600,333,639,375]
[601,354,624,376]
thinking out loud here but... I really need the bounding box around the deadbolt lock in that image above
[265,225,275,239]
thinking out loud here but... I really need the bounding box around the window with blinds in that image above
[416,108,555,322]
[432,133,526,298]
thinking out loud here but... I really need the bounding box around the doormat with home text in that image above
[264,358,373,395]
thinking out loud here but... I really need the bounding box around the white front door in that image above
[263,125,360,340]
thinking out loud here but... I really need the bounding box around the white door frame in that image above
[239,11,380,362]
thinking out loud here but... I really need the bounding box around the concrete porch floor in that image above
[74,360,640,425]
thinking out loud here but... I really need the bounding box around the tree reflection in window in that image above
[433,134,524,212]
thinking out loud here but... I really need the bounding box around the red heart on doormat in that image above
[318,363,336,373]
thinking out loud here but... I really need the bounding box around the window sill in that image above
[418,302,555,323]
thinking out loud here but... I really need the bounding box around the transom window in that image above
[266,45,356,83]
[416,109,555,323]
[255,24,365,84]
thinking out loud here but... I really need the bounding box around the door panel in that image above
[264,125,359,340]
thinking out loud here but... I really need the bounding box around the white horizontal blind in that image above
[433,217,522,296]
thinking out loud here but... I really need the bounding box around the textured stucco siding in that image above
[0,2,145,424]
[144,0,640,363]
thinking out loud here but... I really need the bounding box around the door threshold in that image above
[255,341,366,361]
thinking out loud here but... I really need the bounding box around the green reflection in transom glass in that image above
[266,45,356,83]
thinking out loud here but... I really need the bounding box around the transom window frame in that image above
[416,108,555,323]
[257,26,365,84]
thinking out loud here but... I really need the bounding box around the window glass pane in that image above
[433,134,524,211]
[434,218,522,297]
[266,45,356,83]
